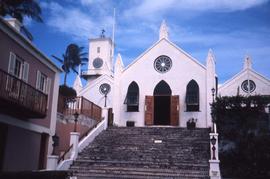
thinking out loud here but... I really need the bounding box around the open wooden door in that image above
[145,96,154,125]
[170,95,179,126]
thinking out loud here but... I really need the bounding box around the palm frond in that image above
[52,55,64,63]
[80,57,88,62]
[71,66,78,74]
[20,25,33,41]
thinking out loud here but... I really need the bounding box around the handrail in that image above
[57,144,73,164]
[57,119,102,164]
[0,68,48,117]
[57,95,102,120]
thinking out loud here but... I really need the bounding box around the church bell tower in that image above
[82,30,114,83]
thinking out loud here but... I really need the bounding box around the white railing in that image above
[209,123,221,179]
[57,118,107,170]
[47,108,109,171]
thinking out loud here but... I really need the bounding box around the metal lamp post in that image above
[52,134,59,155]
[211,88,217,133]
[211,88,215,102]
[73,111,79,132]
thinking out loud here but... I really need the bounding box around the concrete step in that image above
[69,127,210,178]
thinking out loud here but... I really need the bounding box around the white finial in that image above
[244,55,252,69]
[116,53,124,68]
[114,53,124,74]
[207,49,216,63]
[159,20,169,40]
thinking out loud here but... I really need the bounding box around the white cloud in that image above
[42,2,113,42]
[80,0,95,5]
[124,0,269,19]
[39,0,270,83]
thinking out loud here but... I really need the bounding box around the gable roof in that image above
[0,17,62,72]
[79,74,114,96]
[219,68,270,91]
[123,38,206,72]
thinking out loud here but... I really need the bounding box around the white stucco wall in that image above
[78,75,114,108]
[86,38,113,76]
[219,69,270,96]
[114,39,211,128]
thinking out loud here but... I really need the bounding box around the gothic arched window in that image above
[124,82,139,112]
[185,80,199,111]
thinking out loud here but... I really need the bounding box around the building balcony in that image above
[57,95,102,121]
[81,69,113,80]
[0,69,47,118]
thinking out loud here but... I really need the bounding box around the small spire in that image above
[244,55,252,69]
[114,53,124,74]
[207,49,216,64]
[116,53,124,68]
[159,20,169,40]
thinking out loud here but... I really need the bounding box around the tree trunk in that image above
[64,73,67,85]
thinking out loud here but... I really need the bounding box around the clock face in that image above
[99,83,111,95]
[154,55,172,73]
[241,80,256,93]
[93,58,103,68]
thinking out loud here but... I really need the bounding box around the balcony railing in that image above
[0,69,47,118]
[57,95,102,121]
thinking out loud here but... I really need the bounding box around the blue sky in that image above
[25,0,270,86]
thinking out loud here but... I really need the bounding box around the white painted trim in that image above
[78,119,106,152]
[47,72,60,155]
[219,69,270,91]
[57,119,106,170]
[123,38,206,73]
[0,17,62,73]
[79,74,114,95]
[0,114,50,134]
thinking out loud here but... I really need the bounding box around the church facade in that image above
[74,21,217,128]
[218,56,270,97]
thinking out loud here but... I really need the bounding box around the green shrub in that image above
[59,85,77,98]
[212,95,270,178]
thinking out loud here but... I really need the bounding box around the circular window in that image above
[99,83,111,95]
[154,55,172,73]
[93,58,103,68]
[241,80,256,93]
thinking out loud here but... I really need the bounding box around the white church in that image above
[73,21,270,128]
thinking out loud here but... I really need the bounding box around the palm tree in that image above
[52,44,88,85]
[0,0,43,40]
[0,0,42,22]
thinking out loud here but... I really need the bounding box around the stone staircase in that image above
[70,127,210,179]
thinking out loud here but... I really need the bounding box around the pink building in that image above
[0,17,61,171]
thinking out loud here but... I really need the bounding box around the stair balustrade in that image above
[57,95,102,121]
[209,123,221,179]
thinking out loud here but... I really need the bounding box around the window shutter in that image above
[170,95,179,126]
[36,70,41,90]
[8,52,16,75]
[22,62,29,82]
[145,96,154,125]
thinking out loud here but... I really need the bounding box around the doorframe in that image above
[145,95,179,126]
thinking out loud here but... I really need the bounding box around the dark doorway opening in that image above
[153,80,172,125]
[0,123,8,171]
[154,96,170,125]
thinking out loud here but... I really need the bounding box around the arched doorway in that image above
[153,80,171,125]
